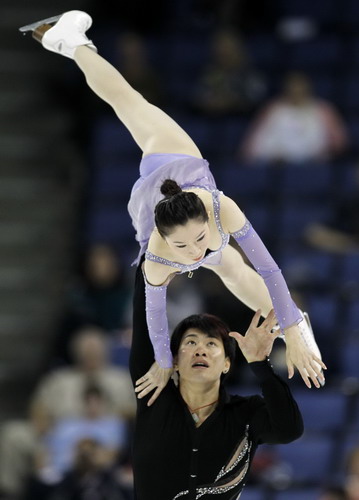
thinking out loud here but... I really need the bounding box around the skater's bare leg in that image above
[74,46,202,158]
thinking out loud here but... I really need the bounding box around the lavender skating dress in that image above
[127,154,301,368]
[128,153,220,265]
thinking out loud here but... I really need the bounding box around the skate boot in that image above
[297,310,325,386]
[273,310,325,386]
[19,10,97,59]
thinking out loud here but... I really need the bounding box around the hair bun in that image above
[160,179,182,197]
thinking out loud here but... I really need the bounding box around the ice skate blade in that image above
[19,14,62,33]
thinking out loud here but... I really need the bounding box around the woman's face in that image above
[164,218,210,263]
[175,328,230,384]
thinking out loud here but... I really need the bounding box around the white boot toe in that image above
[41,10,96,59]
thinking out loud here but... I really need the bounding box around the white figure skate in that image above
[273,309,325,386]
[19,10,97,59]
[297,310,325,386]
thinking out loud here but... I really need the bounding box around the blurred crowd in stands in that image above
[1,0,359,498]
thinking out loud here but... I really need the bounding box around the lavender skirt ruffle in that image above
[128,153,216,265]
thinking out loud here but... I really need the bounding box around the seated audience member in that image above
[33,326,135,420]
[114,31,165,106]
[35,384,127,482]
[0,326,135,500]
[345,444,359,500]
[24,384,129,500]
[305,165,359,254]
[240,71,349,163]
[49,438,127,500]
[318,442,359,500]
[318,485,348,500]
[55,244,132,364]
[192,30,266,117]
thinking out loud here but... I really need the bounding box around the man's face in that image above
[175,328,230,383]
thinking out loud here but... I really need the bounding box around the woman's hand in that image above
[229,309,279,363]
[135,362,174,406]
[284,325,326,389]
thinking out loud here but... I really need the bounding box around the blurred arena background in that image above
[0,0,359,499]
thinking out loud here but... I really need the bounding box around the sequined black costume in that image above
[129,262,303,500]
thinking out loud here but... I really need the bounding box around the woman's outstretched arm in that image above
[130,260,174,406]
[207,194,326,388]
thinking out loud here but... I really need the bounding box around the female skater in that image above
[21,10,326,399]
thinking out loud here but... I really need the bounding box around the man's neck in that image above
[179,380,220,410]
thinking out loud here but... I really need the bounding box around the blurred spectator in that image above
[24,384,129,500]
[195,0,278,34]
[49,438,127,500]
[34,384,127,483]
[318,442,359,500]
[192,30,266,117]
[114,32,165,106]
[0,327,135,500]
[73,244,131,331]
[305,221,359,255]
[109,326,133,369]
[55,244,132,364]
[305,165,359,254]
[88,0,169,35]
[318,485,348,500]
[240,71,349,163]
[35,326,135,420]
[344,444,359,500]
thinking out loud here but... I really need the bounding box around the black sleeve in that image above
[247,359,304,444]
[129,259,155,385]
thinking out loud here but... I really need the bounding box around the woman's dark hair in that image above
[170,313,236,379]
[154,179,209,238]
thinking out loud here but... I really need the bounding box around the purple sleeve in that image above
[144,274,173,368]
[232,221,301,331]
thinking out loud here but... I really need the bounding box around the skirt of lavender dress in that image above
[128,153,217,264]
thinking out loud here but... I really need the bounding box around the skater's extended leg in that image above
[74,46,202,157]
